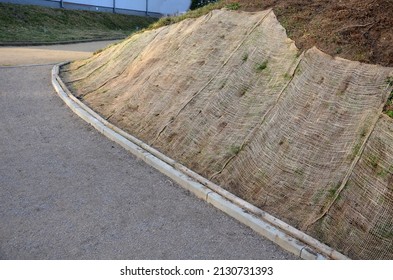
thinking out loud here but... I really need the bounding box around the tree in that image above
[190,0,218,10]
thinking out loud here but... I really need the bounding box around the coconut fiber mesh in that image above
[60,9,393,259]
[309,116,393,259]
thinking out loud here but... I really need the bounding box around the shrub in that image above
[190,0,218,10]
[256,60,268,72]
[226,3,241,10]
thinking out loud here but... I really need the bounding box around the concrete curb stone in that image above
[52,63,350,260]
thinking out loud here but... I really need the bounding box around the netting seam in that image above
[303,82,393,230]
[209,52,304,181]
[151,9,274,144]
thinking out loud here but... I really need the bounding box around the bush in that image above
[190,0,218,10]
[226,3,241,10]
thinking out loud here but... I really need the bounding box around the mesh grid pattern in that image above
[61,9,393,259]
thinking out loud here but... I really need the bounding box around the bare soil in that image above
[222,0,393,67]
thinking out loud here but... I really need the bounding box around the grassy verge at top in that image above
[148,2,225,29]
[0,3,157,44]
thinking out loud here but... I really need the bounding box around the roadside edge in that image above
[52,63,350,260]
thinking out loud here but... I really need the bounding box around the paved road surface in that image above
[0,42,296,259]
[0,40,119,66]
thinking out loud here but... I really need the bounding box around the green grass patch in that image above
[148,2,224,30]
[256,60,268,72]
[350,143,361,160]
[368,155,379,168]
[327,183,342,199]
[226,3,241,10]
[386,110,393,118]
[386,76,393,87]
[242,53,248,62]
[383,90,393,118]
[383,76,393,118]
[0,3,157,43]
[229,145,242,156]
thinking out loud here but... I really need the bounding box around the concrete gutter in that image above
[52,63,350,260]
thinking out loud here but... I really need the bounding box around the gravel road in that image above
[0,42,296,259]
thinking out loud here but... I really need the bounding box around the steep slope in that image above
[222,0,393,67]
[315,115,393,259]
[60,9,393,259]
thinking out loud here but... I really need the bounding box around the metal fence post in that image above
[146,0,149,16]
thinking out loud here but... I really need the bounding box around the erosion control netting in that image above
[311,115,393,259]
[61,9,393,259]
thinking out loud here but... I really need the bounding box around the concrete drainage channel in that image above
[52,62,350,260]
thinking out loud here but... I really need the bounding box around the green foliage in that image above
[229,145,242,156]
[190,0,218,10]
[256,60,268,72]
[0,2,156,43]
[377,169,388,178]
[226,3,241,10]
[149,1,222,30]
[361,127,368,137]
[368,155,379,168]
[350,143,361,160]
[383,89,393,118]
[294,168,304,176]
[386,76,393,87]
[327,183,342,199]
[242,53,248,62]
[295,49,303,58]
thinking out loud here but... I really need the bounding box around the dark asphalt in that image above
[0,62,296,260]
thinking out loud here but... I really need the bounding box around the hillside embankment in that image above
[220,0,393,67]
[0,2,156,44]
[60,9,393,259]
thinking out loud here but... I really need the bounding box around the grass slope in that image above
[0,2,157,43]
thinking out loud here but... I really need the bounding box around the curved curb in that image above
[52,63,350,260]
